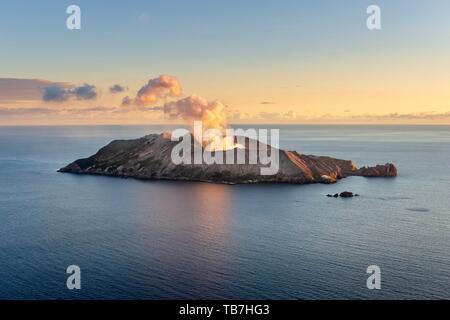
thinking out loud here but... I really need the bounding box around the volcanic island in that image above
[59,132,397,185]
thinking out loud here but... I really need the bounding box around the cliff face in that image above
[58,133,397,184]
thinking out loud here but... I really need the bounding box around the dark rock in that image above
[333,193,339,198]
[356,163,397,177]
[339,191,354,198]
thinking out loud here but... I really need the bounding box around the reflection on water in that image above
[189,183,233,238]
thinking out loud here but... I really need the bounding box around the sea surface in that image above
[0,125,449,299]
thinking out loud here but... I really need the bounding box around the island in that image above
[59,133,397,184]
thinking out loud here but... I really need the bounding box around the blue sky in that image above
[2,0,449,82]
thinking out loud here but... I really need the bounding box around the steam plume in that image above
[163,95,228,132]
[125,76,230,138]
[135,75,181,106]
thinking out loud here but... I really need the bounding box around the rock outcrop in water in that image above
[59,133,397,185]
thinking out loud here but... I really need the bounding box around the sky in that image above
[1,0,450,125]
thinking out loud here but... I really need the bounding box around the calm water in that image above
[0,125,449,299]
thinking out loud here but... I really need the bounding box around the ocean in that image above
[0,125,449,299]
